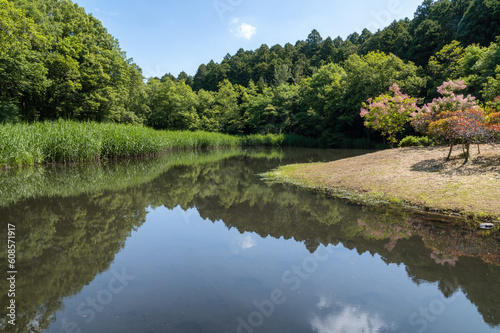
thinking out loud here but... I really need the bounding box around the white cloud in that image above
[230,19,257,39]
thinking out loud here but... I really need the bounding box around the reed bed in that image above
[0,120,320,167]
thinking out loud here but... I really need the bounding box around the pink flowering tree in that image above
[360,84,418,147]
[410,80,480,135]
[410,80,487,161]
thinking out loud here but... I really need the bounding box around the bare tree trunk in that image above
[477,144,481,154]
[464,143,470,163]
[446,143,454,161]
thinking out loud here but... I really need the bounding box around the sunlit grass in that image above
[0,120,321,167]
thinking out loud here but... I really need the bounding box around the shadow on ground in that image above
[411,147,500,176]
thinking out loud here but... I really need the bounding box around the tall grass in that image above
[241,133,324,148]
[0,120,320,167]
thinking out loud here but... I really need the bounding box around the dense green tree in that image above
[196,89,219,132]
[273,64,292,86]
[457,0,500,46]
[147,77,199,130]
[193,63,209,90]
[213,79,243,134]
[270,83,301,134]
[481,66,500,101]
[342,52,426,138]
[298,63,346,139]
[428,41,465,82]
[457,41,500,99]
[177,71,193,86]
[319,36,336,65]
[242,81,273,133]
[0,0,48,121]
[1,0,147,123]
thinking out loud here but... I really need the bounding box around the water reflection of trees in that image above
[1,149,500,331]
[154,156,500,327]
[0,192,149,332]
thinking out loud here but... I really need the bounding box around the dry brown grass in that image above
[267,144,500,220]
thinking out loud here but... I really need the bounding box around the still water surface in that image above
[1,148,500,333]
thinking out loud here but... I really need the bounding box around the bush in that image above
[399,136,435,147]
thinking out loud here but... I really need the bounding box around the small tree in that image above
[360,84,418,147]
[428,109,499,162]
[410,80,483,160]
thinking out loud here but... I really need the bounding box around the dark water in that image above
[1,148,500,333]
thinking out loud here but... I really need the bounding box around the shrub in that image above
[399,136,435,147]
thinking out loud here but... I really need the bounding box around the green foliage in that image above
[399,135,434,147]
[428,40,464,82]
[457,0,500,46]
[1,0,148,123]
[241,133,323,148]
[299,63,346,136]
[213,79,243,134]
[274,64,292,86]
[147,77,199,130]
[0,120,323,167]
[481,66,500,101]
[2,0,500,147]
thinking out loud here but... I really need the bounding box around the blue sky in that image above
[74,0,425,78]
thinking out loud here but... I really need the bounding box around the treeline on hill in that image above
[2,0,500,147]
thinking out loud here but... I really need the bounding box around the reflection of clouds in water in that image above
[316,296,332,310]
[311,305,396,333]
[231,234,257,253]
[240,234,256,249]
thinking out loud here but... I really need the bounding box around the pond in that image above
[1,148,500,333]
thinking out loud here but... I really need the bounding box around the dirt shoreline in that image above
[264,145,500,224]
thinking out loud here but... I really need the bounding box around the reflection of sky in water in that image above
[4,148,500,333]
[43,204,499,333]
[311,299,396,333]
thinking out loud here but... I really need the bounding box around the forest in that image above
[2,0,500,147]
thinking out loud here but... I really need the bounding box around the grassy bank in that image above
[263,145,500,223]
[0,120,320,167]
